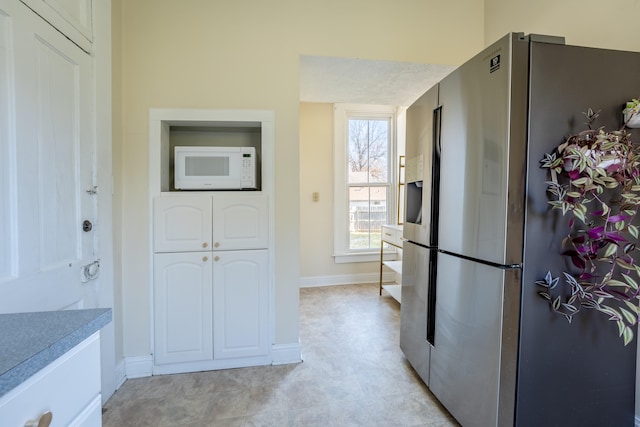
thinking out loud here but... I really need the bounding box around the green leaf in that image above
[628,225,639,239]
[622,273,638,290]
[620,307,637,325]
[562,303,578,313]
[623,327,634,346]
[606,279,628,287]
[603,244,618,258]
[616,259,635,270]
[538,291,551,301]
[572,177,589,186]
[617,320,626,336]
[624,300,640,314]
[552,296,561,311]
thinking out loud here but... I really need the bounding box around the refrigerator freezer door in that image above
[437,33,528,265]
[403,85,438,247]
[516,41,640,427]
[429,252,520,427]
[399,241,432,385]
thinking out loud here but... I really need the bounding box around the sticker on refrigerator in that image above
[489,55,500,73]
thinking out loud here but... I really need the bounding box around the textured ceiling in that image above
[299,55,456,107]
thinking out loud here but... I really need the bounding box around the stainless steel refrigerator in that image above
[400,32,640,426]
[400,86,439,386]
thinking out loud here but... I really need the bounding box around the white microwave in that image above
[174,146,257,190]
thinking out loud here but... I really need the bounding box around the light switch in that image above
[312,192,319,202]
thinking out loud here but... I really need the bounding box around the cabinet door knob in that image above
[214,242,220,248]
[202,256,208,262]
[25,411,52,427]
[202,242,208,248]
[214,256,220,262]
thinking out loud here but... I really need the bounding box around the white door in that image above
[154,252,213,365]
[213,249,269,360]
[0,0,96,312]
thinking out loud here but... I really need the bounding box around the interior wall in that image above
[299,102,382,280]
[484,0,640,52]
[115,0,485,359]
[110,0,124,370]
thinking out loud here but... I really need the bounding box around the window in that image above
[334,104,400,262]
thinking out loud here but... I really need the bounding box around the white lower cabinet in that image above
[153,249,270,371]
[153,252,213,365]
[213,249,269,360]
[0,333,101,427]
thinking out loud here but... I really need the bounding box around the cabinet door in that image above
[213,250,269,360]
[154,252,213,365]
[19,0,93,52]
[154,196,212,253]
[212,195,268,250]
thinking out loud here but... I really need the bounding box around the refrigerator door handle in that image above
[426,249,437,346]
[426,105,442,347]
[429,105,442,248]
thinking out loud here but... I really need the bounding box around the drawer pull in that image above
[214,242,220,248]
[202,242,208,248]
[25,411,52,427]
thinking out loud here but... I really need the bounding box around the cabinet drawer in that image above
[381,225,403,247]
[0,333,101,427]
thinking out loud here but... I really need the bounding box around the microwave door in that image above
[185,155,230,178]
[175,150,241,190]
[174,146,256,190]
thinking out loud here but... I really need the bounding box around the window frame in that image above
[333,103,400,263]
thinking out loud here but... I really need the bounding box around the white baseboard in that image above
[300,272,395,288]
[271,342,302,365]
[124,355,153,379]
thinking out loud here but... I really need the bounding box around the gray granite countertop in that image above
[0,308,112,399]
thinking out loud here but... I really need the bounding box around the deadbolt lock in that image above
[82,220,93,232]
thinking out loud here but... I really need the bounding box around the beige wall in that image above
[299,102,386,280]
[111,0,124,367]
[113,0,484,358]
[485,0,640,52]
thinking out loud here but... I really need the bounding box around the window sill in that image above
[333,251,399,264]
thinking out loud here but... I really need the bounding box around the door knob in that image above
[25,411,52,427]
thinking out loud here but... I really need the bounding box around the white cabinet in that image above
[212,195,268,250]
[153,252,213,365]
[154,197,212,252]
[153,195,268,252]
[0,333,101,427]
[213,249,269,360]
[152,193,271,373]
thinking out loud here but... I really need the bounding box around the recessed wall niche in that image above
[149,109,274,194]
